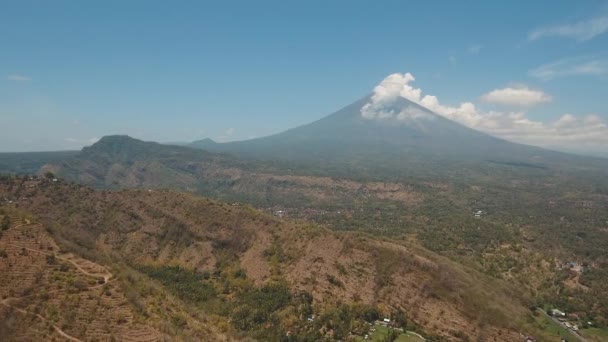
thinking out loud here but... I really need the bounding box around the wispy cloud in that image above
[64,137,99,145]
[362,73,608,152]
[7,74,31,81]
[468,44,482,54]
[529,16,608,41]
[481,86,552,107]
[529,57,608,80]
[216,127,236,142]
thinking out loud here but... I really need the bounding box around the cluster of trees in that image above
[138,263,416,341]
[231,282,293,331]
[138,265,216,304]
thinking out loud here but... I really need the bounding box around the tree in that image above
[383,328,398,342]
[362,306,380,323]
[46,255,56,265]
[0,216,10,231]
[392,309,407,328]
[44,171,55,179]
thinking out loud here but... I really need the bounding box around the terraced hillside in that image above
[0,208,229,341]
[0,176,572,341]
[0,215,156,341]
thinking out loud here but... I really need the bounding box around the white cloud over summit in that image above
[360,73,433,121]
[361,73,608,152]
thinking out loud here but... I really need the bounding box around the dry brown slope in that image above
[1,177,547,341]
[0,208,230,342]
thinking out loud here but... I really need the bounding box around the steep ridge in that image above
[42,135,241,189]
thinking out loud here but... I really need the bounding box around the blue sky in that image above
[1,0,607,153]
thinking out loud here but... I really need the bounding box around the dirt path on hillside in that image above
[3,241,113,283]
[56,253,113,283]
[0,222,113,341]
[1,298,83,342]
[1,223,113,283]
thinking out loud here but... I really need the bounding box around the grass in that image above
[354,324,426,342]
[581,327,608,341]
[397,333,426,342]
[533,310,577,340]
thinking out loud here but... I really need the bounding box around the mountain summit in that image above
[189,95,557,170]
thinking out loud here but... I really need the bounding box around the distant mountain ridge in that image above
[2,95,606,184]
[0,150,78,175]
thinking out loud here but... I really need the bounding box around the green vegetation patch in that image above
[355,324,425,342]
[532,310,577,340]
[582,327,608,341]
[138,265,216,303]
[230,282,292,331]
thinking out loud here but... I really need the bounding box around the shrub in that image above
[0,216,10,231]
[326,274,344,288]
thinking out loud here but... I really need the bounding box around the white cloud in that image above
[216,127,237,142]
[364,73,418,107]
[529,16,608,41]
[64,137,99,145]
[468,44,482,54]
[496,113,608,152]
[529,57,608,80]
[396,107,432,121]
[7,74,31,81]
[448,55,457,64]
[481,86,552,107]
[360,73,432,121]
[361,73,608,152]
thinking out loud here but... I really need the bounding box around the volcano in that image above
[188,95,577,174]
